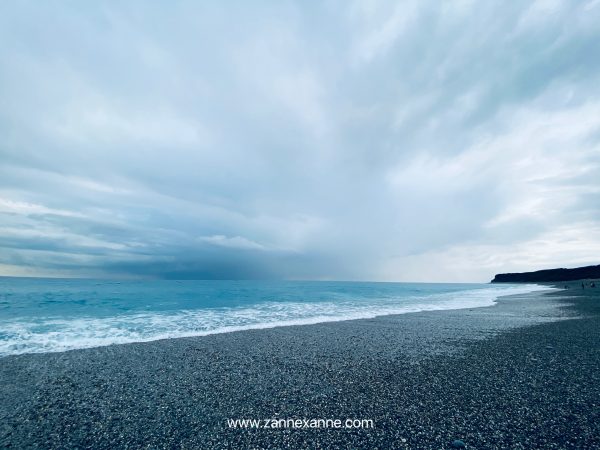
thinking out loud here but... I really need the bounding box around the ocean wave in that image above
[0,284,554,356]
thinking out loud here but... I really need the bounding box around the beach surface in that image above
[1,282,599,449]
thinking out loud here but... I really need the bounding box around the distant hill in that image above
[491,264,600,283]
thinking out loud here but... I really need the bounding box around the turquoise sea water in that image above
[0,278,551,356]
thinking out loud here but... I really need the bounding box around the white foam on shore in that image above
[0,284,555,356]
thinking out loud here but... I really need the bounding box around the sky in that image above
[0,0,599,282]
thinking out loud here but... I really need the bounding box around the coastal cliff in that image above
[492,264,600,283]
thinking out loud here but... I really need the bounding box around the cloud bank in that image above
[1,0,599,281]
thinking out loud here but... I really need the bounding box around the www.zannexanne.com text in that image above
[227,418,374,429]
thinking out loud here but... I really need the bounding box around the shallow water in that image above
[0,278,551,356]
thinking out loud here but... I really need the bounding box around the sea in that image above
[0,278,551,357]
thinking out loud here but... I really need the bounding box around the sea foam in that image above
[0,281,554,356]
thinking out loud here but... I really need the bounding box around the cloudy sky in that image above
[1,0,599,282]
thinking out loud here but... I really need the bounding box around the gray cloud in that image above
[1,0,599,281]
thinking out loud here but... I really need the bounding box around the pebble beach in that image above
[1,282,599,449]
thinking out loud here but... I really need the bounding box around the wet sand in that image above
[1,282,599,449]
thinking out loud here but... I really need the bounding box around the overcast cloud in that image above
[1,0,599,282]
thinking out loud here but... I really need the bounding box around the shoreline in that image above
[1,281,598,448]
[0,283,556,358]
